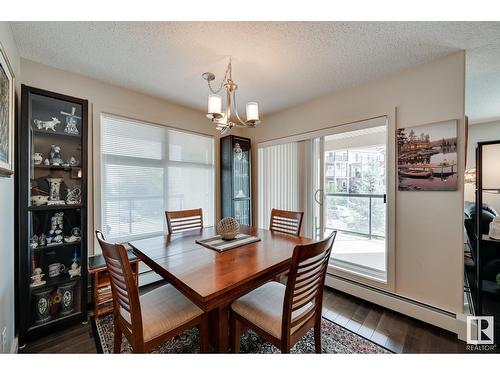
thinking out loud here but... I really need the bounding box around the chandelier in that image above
[202,57,260,134]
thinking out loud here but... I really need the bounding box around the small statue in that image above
[30,268,46,287]
[68,250,81,278]
[65,187,81,205]
[49,212,64,244]
[34,117,61,132]
[43,158,50,166]
[32,152,43,165]
[30,235,39,249]
[68,156,79,167]
[49,145,64,166]
[46,177,65,204]
[61,107,80,135]
[38,233,47,247]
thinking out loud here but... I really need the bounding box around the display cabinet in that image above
[476,140,500,342]
[17,85,88,345]
[220,135,252,225]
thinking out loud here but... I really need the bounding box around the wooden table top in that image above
[129,225,315,310]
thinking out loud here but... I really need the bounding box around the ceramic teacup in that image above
[48,263,65,278]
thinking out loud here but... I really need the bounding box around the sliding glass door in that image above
[258,117,389,283]
[314,124,388,281]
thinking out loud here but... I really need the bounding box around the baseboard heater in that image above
[325,272,460,336]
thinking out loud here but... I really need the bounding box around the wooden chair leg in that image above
[280,343,290,354]
[200,314,209,353]
[230,313,241,353]
[113,323,123,354]
[314,316,322,354]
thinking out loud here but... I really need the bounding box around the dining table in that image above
[128,224,315,353]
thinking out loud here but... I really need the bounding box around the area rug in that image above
[93,313,390,354]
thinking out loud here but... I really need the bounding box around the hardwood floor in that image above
[20,285,466,354]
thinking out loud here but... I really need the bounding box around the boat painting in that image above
[397,120,458,191]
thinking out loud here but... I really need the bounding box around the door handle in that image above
[314,189,324,205]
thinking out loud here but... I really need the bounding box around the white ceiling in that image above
[9,22,500,121]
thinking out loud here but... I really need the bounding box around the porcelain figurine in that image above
[34,117,61,132]
[31,195,49,206]
[43,158,50,165]
[30,235,39,249]
[46,177,64,204]
[68,251,81,278]
[38,233,47,247]
[49,145,64,166]
[68,156,79,166]
[49,212,64,244]
[61,107,80,135]
[489,216,500,240]
[32,152,43,165]
[65,186,81,205]
[64,235,80,244]
[30,268,46,288]
[46,236,53,245]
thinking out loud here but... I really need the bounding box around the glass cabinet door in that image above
[233,139,250,199]
[27,91,85,329]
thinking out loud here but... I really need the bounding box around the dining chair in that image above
[269,208,304,236]
[95,230,208,353]
[165,208,203,235]
[269,208,305,282]
[230,231,337,353]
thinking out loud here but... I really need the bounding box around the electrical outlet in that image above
[1,326,6,353]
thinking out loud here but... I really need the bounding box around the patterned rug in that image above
[93,313,390,354]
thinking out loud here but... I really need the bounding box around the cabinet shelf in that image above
[33,164,80,171]
[28,311,81,332]
[30,274,81,292]
[32,129,81,138]
[29,204,83,211]
[31,241,81,251]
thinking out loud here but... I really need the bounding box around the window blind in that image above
[258,142,300,229]
[100,114,214,242]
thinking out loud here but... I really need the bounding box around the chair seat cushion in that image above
[140,284,203,342]
[231,281,313,339]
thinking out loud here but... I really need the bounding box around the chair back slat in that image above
[269,209,304,236]
[95,231,143,338]
[282,231,337,335]
[166,208,203,234]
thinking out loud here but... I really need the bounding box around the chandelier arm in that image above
[207,60,232,94]
[231,90,249,127]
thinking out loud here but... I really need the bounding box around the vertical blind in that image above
[258,142,300,229]
[100,114,215,242]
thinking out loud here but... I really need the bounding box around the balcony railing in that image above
[324,192,386,239]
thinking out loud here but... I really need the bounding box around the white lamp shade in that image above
[482,143,500,189]
[208,94,222,115]
[246,102,260,122]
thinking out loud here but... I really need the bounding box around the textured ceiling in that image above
[9,22,500,121]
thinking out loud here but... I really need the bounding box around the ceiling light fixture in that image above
[202,57,260,134]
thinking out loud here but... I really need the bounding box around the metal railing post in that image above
[369,196,372,240]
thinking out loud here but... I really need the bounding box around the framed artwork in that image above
[0,42,15,177]
[397,119,458,191]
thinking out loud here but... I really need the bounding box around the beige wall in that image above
[20,58,237,255]
[242,52,466,314]
[0,22,20,353]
